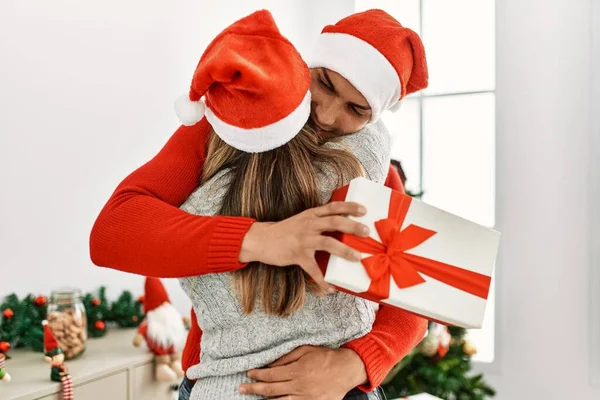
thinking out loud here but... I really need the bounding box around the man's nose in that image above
[314,101,337,128]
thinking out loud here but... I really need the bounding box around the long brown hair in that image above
[202,124,364,316]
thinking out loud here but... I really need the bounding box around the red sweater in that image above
[89,119,427,390]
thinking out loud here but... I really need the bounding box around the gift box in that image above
[324,177,500,328]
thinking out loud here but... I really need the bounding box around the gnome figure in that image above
[133,277,187,382]
[0,341,11,383]
[43,320,74,399]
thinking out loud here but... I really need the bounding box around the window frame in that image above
[590,0,600,387]
[353,0,499,367]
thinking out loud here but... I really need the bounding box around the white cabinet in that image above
[1,329,177,400]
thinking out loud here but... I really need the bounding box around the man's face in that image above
[309,68,372,139]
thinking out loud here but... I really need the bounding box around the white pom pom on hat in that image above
[174,93,206,127]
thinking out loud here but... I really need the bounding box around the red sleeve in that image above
[182,308,202,374]
[384,164,405,192]
[343,163,428,391]
[89,119,255,277]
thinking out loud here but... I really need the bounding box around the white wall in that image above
[478,0,599,398]
[0,0,353,312]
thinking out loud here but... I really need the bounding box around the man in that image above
[90,9,428,400]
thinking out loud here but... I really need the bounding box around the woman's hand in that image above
[239,202,370,293]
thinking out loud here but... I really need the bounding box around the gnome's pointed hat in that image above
[144,277,171,314]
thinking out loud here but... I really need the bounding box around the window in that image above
[355,0,496,362]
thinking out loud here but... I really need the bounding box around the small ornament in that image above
[2,308,14,319]
[132,316,138,322]
[133,278,186,382]
[420,323,452,358]
[419,333,439,357]
[94,321,106,331]
[91,298,101,307]
[43,321,74,399]
[463,340,478,356]
[431,323,451,357]
[35,296,48,307]
[0,341,11,383]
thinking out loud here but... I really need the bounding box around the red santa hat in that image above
[144,277,170,314]
[309,9,429,121]
[42,320,62,357]
[175,10,311,153]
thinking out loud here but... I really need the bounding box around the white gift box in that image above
[324,177,500,328]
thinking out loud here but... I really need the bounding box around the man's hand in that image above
[239,202,370,294]
[239,346,367,400]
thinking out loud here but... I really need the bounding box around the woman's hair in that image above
[202,124,364,316]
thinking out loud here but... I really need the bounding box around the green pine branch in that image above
[382,322,495,400]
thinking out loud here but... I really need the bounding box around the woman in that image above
[173,11,390,399]
[90,9,429,399]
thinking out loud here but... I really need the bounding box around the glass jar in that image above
[47,288,87,359]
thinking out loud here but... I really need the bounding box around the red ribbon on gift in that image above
[343,191,491,301]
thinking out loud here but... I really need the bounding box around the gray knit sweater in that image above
[179,121,390,400]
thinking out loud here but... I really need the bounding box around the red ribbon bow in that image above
[343,192,491,301]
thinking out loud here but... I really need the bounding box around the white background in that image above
[1,0,598,399]
[0,0,354,313]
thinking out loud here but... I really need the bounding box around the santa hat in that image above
[144,277,170,314]
[309,9,429,122]
[42,320,62,357]
[175,10,311,153]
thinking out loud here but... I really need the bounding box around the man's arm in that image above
[384,164,405,192]
[90,118,368,282]
[182,309,202,374]
[89,119,255,277]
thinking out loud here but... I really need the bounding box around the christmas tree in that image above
[382,323,495,400]
[109,291,144,328]
[83,287,109,338]
[18,295,47,352]
[0,294,47,352]
[0,294,21,345]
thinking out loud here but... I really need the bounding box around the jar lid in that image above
[50,288,83,304]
